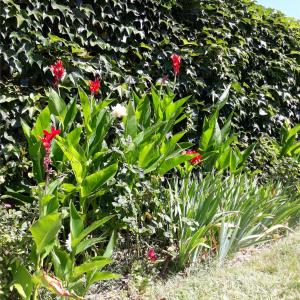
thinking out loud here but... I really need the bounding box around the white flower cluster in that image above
[66,233,72,252]
[111,104,127,118]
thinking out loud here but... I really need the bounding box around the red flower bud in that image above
[51,60,65,85]
[89,79,101,95]
[148,248,157,262]
[171,54,182,76]
[183,149,203,165]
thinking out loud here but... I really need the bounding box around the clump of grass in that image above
[144,229,300,300]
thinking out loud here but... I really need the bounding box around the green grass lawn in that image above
[95,230,300,300]
[143,230,300,300]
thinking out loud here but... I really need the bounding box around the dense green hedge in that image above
[1,0,300,193]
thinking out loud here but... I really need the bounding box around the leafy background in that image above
[1,0,300,194]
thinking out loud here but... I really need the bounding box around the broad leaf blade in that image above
[88,272,121,285]
[74,215,114,247]
[158,154,196,175]
[81,163,118,198]
[78,86,92,134]
[73,257,112,278]
[11,264,33,300]
[70,202,84,240]
[30,213,61,255]
[47,88,67,119]
[75,236,106,255]
[125,101,137,138]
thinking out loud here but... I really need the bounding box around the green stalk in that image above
[32,287,39,300]
[57,84,61,97]
[159,82,163,100]
[32,255,41,300]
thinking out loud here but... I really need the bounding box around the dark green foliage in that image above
[1,0,300,192]
[251,134,300,190]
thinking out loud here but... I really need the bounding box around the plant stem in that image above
[45,172,49,194]
[159,82,163,100]
[173,74,177,88]
[32,286,39,300]
[32,255,41,300]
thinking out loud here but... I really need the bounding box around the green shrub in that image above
[0,203,36,298]
[251,126,300,190]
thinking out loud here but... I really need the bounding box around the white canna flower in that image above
[66,233,72,252]
[111,104,127,118]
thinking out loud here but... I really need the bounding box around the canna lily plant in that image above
[198,86,256,173]
[15,80,198,298]
[15,116,120,299]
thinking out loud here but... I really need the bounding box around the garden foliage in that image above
[0,203,36,297]
[1,0,300,192]
[9,79,299,298]
[13,83,202,298]
[1,0,300,298]
[165,173,300,268]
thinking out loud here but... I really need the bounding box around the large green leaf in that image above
[30,213,62,254]
[158,154,196,175]
[161,131,186,155]
[138,142,157,169]
[151,88,163,121]
[63,98,78,132]
[66,127,82,146]
[81,163,118,198]
[125,101,137,138]
[73,257,112,278]
[40,194,59,216]
[88,109,111,156]
[75,236,106,255]
[199,110,218,151]
[88,271,121,285]
[165,96,190,120]
[238,143,256,168]
[287,124,300,139]
[21,118,31,141]
[78,86,92,135]
[216,147,231,170]
[103,230,118,258]
[47,88,67,119]
[73,215,114,248]
[11,264,33,300]
[136,94,151,128]
[70,202,84,240]
[52,247,72,280]
[211,120,222,146]
[31,107,51,139]
[56,140,85,184]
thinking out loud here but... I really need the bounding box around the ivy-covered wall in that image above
[1,0,300,193]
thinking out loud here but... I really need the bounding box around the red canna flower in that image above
[40,127,61,150]
[39,127,61,174]
[148,248,157,262]
[89,79,101,95]
[171,54,182,76]
[51,60,65,85]
[183,149,203,165]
